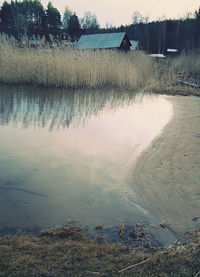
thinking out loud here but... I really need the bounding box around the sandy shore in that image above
[128,95,200,242]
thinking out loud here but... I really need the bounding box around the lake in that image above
[0,85,173,241]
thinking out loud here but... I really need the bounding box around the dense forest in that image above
[0,0,200,53]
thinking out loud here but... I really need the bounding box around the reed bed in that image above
[171,51,200,78]
[0,35,173,91]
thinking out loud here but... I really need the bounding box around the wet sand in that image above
[129,95,200,242]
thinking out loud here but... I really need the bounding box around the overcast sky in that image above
[1,0,200,27]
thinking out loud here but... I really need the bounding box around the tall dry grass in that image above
[170,51,200,78]
[0,34,173,91]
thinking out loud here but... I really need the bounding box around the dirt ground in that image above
[129,95,200,243]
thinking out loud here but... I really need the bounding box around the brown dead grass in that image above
[0,226,200,276]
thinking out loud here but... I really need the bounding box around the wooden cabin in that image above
[76,32,131,51]
[60,33,71,41]
[50,33,73,47]
[130,40,141,51]
[60,32,72,46]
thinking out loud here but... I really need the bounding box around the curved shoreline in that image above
[129,95,200,241]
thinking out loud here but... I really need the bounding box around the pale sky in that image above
[1,0,200,27]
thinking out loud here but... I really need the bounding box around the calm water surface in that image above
[0,85,173,233]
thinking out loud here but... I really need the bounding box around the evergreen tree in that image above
[46,2,61,36]
[0,0,46,39]
[67,13,81,38]
[20,0,45,37]
[0,1,14,36]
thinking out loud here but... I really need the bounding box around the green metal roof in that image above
[76,32,127,50]
[130,40,139,50]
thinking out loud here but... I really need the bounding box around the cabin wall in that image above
[120,38,131,51]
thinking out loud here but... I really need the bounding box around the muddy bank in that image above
[0,220,163,249]
[128,95,200,243]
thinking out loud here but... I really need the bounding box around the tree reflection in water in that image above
[0,84,138,130]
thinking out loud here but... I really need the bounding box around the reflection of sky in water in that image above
[0,85,173,229]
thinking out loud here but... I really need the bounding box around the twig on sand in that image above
[118,257,151,273]
[194,270,200,277]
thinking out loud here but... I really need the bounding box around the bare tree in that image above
[80,11,99,33]
[132,11,149,24]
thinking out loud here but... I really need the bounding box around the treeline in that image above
[119,13,200,54]
[0,0,200,53]
[0,0,62,41]
[0,0,93,41]
[102,9,200,54]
